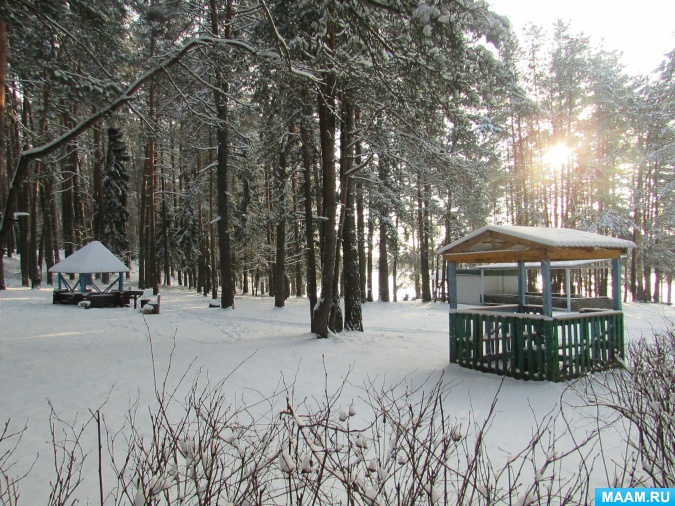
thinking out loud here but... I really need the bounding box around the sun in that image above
[542,143,571,170]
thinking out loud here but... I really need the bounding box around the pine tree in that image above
[100,127,130,259]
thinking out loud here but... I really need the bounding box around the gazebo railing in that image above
[449,306,624,382]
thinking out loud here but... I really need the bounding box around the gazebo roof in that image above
[48,241,129,274]
[437,226,635,264]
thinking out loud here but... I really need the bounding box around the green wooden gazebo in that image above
[438,226,635,382]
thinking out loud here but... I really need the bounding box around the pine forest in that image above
[1,0,674,338]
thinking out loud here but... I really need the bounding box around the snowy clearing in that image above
[1,256,675,503]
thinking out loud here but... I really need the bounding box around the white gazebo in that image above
[49,241,130,298]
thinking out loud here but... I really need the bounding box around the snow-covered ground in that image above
[1,255,675,503]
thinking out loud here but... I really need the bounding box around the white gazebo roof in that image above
[48,241,129,274]
[437,225,635,264]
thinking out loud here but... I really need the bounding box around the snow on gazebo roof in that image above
[437,226,635,264]
[462,259,609,271]
[48,241,129,274]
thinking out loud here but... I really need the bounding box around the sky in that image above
[488,0,675,76]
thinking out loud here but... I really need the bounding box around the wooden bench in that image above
[52,291,86,305]
[140,293,161,314]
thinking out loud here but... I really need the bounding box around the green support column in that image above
[448,262,458,309]
[612,257,622,310]
[79,273,87,294]
[518,261,526,312]
[565,268,572,312]
[541,259,552,317]
[448,262,458,364]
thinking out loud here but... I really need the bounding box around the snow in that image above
[1,254,675,503]
[48,241,129,274]
[437,225,636,255]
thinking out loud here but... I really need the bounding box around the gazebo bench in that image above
[87,293,121,308]
[53,291,86,305]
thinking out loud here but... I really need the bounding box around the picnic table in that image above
[118,289,145,308]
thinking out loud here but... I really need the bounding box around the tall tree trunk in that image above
[292,171,302,297]
[300,123,318,331]
[61,107,77,270]
[341,99,362,331]
[366,211,374,302]
[138,148,146,288]
[142,139,157,292]
[209,131,218,300]
[215,75,233,308]
[266,164,275,298]
[139,30,158,293]
[211,0,234,308]
[0,5,6,289]
[18,187,29,287]
[356,179,366,303]
[274,144,288,308]
[392,215,398,303]
[378,158,389,302]
[196,154,206,294]
[159,146,170,286]
[421,180,432,302]
[29,160,40,287]
[92,117,104,241]
[18,94,39,287]
[313,76,338,337]
[354,110,367,303]
[41,175,56,285]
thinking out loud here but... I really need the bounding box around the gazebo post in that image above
[448,262,458,309]
[517,261,526,312]
[480,268,485,304]
[612,257,622,310]
[565,267,572,312]
[118,272,124,291]
[541,259,553,317]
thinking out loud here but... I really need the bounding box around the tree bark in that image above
[300,123,318,331]
[141,139,157,292]
[355,110,367,303]
[274,144,288,308]
[0,4,6,288]
[210,0,235,308]
[313,77,338,338]
[341,99,362,331]
[366,211,374,302]
[421,180,432,302]
[292,171,303,297]
[392,215,398,302]
[92,117,104,241]
[378,158,389,302]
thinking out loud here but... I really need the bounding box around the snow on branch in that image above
[0,35,255,248]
